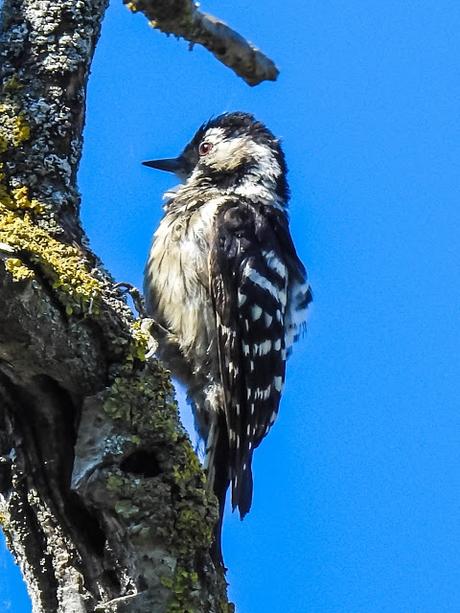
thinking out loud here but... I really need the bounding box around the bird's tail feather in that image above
[232,460,253,519]
[205,414,230,568]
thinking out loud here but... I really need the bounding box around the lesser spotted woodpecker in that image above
[143,112,312,564]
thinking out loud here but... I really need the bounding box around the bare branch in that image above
[126,0,279,86]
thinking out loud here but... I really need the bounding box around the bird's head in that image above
[143,112,289,202]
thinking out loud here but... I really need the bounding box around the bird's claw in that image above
[114,282,147,318]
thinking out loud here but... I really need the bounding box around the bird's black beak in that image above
[142,155,190,179]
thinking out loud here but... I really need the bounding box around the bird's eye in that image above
[199,141,213,156]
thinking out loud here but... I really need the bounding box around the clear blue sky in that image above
[2,1,460,611]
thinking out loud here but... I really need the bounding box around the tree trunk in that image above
[0,0,239,610]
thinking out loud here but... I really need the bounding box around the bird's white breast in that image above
[145,199,219,359]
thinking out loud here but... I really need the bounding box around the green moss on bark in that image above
[100,362,223,611]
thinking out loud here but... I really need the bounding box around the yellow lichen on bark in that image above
[0,80,103,312]
[0,100,30,150]
[0,204,103,312]
[0,181,44,213]
[4,256,34,281]
[125,2,139,13]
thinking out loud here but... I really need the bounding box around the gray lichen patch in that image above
[1,0,109,227]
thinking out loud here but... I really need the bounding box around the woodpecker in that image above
[143,112,312,564]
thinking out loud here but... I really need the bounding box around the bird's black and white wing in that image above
[209,199,311,517]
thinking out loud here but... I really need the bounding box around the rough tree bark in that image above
[0,1,277,611]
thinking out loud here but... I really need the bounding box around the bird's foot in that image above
[114,282,147,318]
